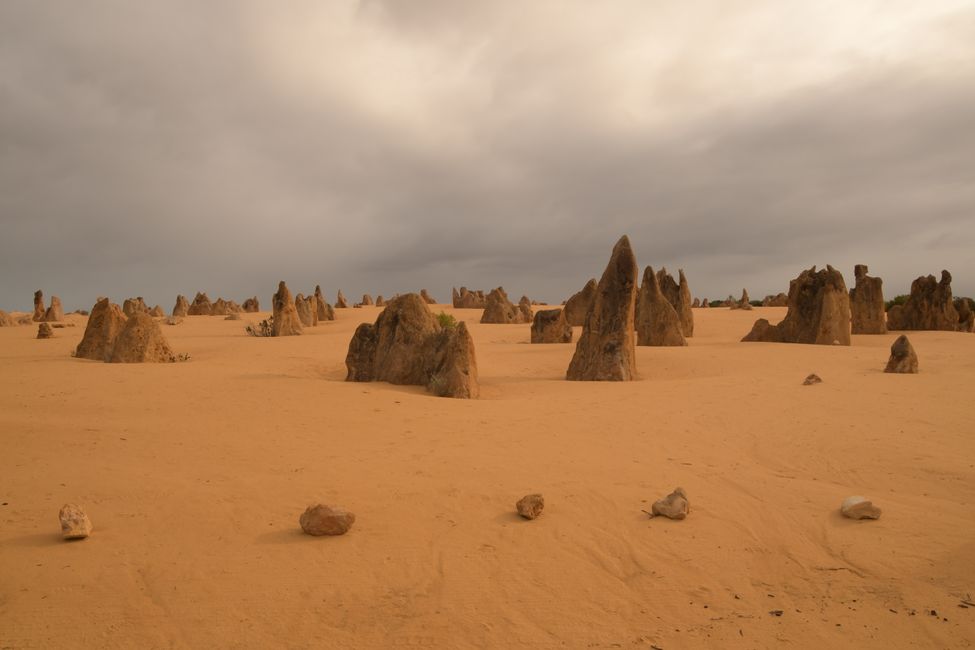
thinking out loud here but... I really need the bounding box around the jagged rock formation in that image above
[42,296,64,322]
[886,270,963,331]
[566,236,638,381]
[32,290,44,321]
[730,288,753,310]
[884,335,918,373]
[345,293,478,398]
[563,279,597,327]
[375,295,386,307]
[955,297,974,332]
[173,295,190,317]
[531,309,572,344]
[692,298,700,308]
[762,293,788,307]
[0,310,15,327]
[636,266,687,347]
[294,293,315,327]
[335,290,348,308]
[699,298,709,308]
[742,266,851,345]
[187,292,213,316]
[75,298,127,361]
[149,305,164,317]
[109,312,176,363]
[122,297,148,318]
[518,296,533,322]
[849,265,886,334]
[242,297,260,312]
[59,504,92,539]
[210,298,240,316]
[37,323,54,339]
[655,268,694,337]
[360,294,374,306]
[651,488,689,520]
[452,287,487,309]
[313,286,335,322]
[480,287,531,324]
[420,289,437,305]
[271,281,303,336]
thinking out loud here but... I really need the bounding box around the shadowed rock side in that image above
[566,236,638,381]
[109,312,176,363]
[375,296,386,307]
[42,296,64,322]
[762,293,788,307]
[480,287,531,324]
[420,289,437,305]
[849,264,886,334]
[886,270,962,331]
[32,290,44,321]
[37,322,54,339]
[636,266,688,347]
[335,290,348,309]
[271,281,303,336]
[122,297,148,318]
[563,279,597,327]
[149,305,165,317]
[345,293,478,398]
[955,297,974,332]
[75,298,127,361]
[531,309,572,344]
[211,298,241,316]
[360,294,374,306]
[452,287,487,309]
[187,292,213,316]
[884,335,918,373]
[242,297,260,312]
[742,265,851,345]
[294,294,315,327]
[518,296,533,322]
[173,295,190,317]
[654,268,694,336]
[313,286,335,321]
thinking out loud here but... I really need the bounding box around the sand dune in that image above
[1,307,973,648]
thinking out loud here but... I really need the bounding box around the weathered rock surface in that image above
[480,287,531,324]
[419,289,437,304]
[375,295,386,307]
[314,286,335,321]
[335,290,348,308]
[0,310,15,327]
[884,335,918,374]
[742,266,851,345]
[242,297,260,313]
[75,298,128,361]
[651,488,689,520]
[37,322,54,339]
[360,294,374,306]
[516,494,545,520]
[173,295,190,317]
[187,292,213,316]
[887,270,962,331]
[730,289,753,310]
[653,268,694,337]
[122,297,148,318]
[345,293,479,398]
[762,293,788,307]
[841,496,881,520]
[849,264,886,334]
[452,287,487,309]
[955,297,975,332]
[563,279,597,327]
[518,295,533,322]
[271,281,303,336]
[43,296,65,322]
[33,290,45,321]
[295,293,315,327]
[149,305,164,318]
[531,309,572,344]
[59,504,92,540]
[109,312,176,363]
[636,266,687,347]
[210,298,235,316]
[802,373,822,385]
[566,236,638,381]
[299,504,355,536]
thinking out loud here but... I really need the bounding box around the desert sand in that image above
[1,305,973,648]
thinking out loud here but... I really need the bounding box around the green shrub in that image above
[436,312,457,329]
[885,295,909,311]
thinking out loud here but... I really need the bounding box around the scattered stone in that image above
[43,296,65,322]
[109,312,177,363]
[172,295,190,317]
[742,266,851,345]
[75,298,128,361]
[884,335,918,374]
[299,504,355,536]
[531,308,573,344]
[242,297,260,312]
[59,503,92,539]
[452,287,488,309]
[165,316,183,326]
[37,322,54,339]
[224,313,241,321]
[887,270,964,332]
[345,293,479,398]
[187,292,213,316]
[849,264,887,334]
[636,265,688,347]
[651,487,689,520]
[566,235,638,381]
[699,298,709,308]
[272,281,303,336]
[841,496,881,520]
[480,287,531,324]
[335,290,349,308]
[802,373,822,385]
[420,289,437,305]
[33,290,46,321]
[563,278,597,327]
[516,494,545,520]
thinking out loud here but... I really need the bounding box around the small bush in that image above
[885,295,909,311]
[436,312,458,329]
[245,317,274,337]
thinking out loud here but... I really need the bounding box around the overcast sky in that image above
[2,0,974,311]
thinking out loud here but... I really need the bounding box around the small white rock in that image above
[841,496,881,520]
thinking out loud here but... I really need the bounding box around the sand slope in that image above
[1,307,973,648]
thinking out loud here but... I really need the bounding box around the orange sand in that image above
[1,307,973,648]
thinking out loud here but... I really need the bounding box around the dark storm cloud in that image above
[1,1,974,311]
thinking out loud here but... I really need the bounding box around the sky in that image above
[1,0,974,311]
